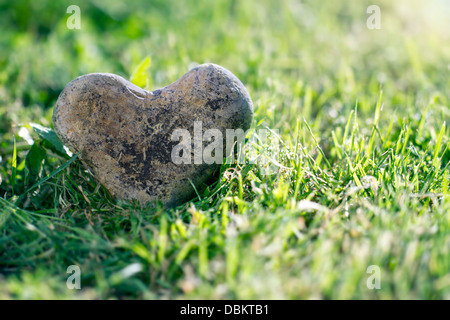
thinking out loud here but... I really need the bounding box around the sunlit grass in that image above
[1,0,450,299]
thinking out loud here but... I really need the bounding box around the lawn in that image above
[1,0,450,299]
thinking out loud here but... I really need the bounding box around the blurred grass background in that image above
[1,0,450,299]
[1,0,449,134]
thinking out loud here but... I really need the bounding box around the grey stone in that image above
[53,63,253,207]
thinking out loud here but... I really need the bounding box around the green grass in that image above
[1,0,450,299]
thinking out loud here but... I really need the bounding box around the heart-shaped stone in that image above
[53,64,253,207]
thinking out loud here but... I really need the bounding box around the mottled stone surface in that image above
[53,63,253,207]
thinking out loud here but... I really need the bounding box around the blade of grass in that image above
[20,152,80,198]
[11,137,17,196]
